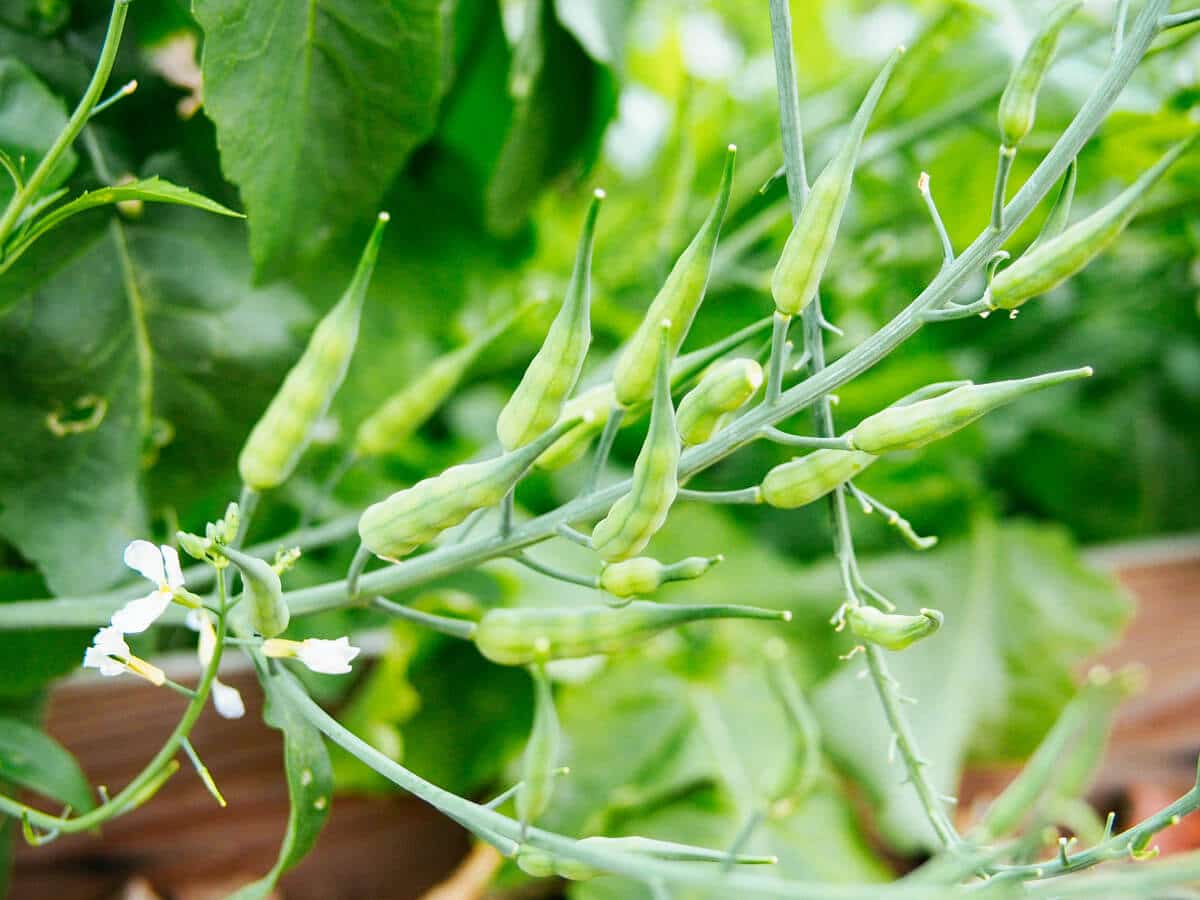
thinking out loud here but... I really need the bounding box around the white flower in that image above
[262,636,361,675]
[186,610,245,720]
[112,540,187,633]
[82,626,165,686]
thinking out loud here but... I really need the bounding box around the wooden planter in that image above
[10,540,1200,899]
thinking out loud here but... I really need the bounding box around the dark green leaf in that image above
[0,716,94,812]
[194,0,453,275]
[0,571,89,696]
[0,57,75,210]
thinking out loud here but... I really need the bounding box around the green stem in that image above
[512,552,599,589]
[765,312,791,405]
[676,487,762,505]
[991,146,1016,232]
[760,427,851,450]
[1161,9,1200,30]
[371,596,477,640]
[0,0,132,247]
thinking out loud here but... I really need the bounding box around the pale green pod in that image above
[760,449,878,509]
[847,367,1092,454]
[358,416,583,560]
[676,358,763,445]
[221,545,289,637]
[592,324,680,562]
[598,555,721,599]
[354,305,529,458]
[239,213,388,489]
[498,190,603,450]
[515,847,598,881]
[771,49,902,317]
[847,605,943,651]
[516,666,560,835]
[473,600,790,667]
[989,136,1198,310]
[997,2,1080,149]
[612,145,736,407]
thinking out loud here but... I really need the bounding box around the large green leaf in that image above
[0,571,88,696]
[811,520,1131,853]
[0,57,75,211]
[194,0,453,276]
[0,716,94,812]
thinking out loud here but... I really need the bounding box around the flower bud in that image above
[847,605,943,651]
[517,667,560,836]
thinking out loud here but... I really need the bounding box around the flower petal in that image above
[124,539,166,585]
[296,636,360,675]
[83,645,125,678]
[91,625,130,657]
[192,611,217,666]
[111,590,172,634]
[211,680,245,719]
[162,544,185,589]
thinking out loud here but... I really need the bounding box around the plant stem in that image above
[760,427,851,449]
[0,0,131,248]
[991,146,1016,231]
[765,312,791,405]
[371,596,477,640]
[676,487,762,505]
[511,552,599,588]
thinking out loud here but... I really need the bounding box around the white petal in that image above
[296,637,360,675]
[193,612,217,666]
[83,646,125,678]
[111,590,171,634]
[185,609,207,632]
[161,544,185,588]
[124,539,166,585]
[211,680,245,719]
[92,625,130,657]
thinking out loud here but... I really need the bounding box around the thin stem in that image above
[371,596,477,640]
[587,406,625,491]
[161,678,198,700]
[918,172,954,266]
[676,487,762,505]
[991,146,1016,232]
[555,523,593,548]
[765,312,791,405]
[236,485,260,546]
[760,427,852,450]
[511,553,598,588]
[179,736,226,808]
[1162,9,1200,29]
[846,483,937,551]
[499,487,515,537]
[346,543,372,603]
[88,79,137,119]
[921,298,993,322]
[0,0,131,247]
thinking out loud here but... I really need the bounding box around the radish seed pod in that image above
[516,666,560,836]
[221,545,289,638]
[847,605,943,651]
[238,214,389,489]
[598,555,721,600]
[761,449,877,509]
[676,358,763,445]
[997,2,1080,150]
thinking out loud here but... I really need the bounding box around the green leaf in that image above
[3,176,242,270]
[0,57,76,211]
[231,669,333,900]
[553,0,633,66]
[0,716,94,813]
[0,571,89,696]
[811,520,1131,853]
[194,0,452,276]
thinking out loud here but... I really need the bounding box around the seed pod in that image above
[516,666,560,836]
[474,600,790,667]
[989,136,1198,310]
[847,367,1092,455]
[221,545,289,638]
[997,2,1080,150]
[354,306,529,459]
[534,383,614,471]
[760,449,877,509]
[592,323,680,562]
[498,191,603,451]
[238,214,388,490]
[847,605,943,651]
[598,555,721,600]
[359,416,583,561]
[516,847,598,881]
[771,49,902,317]
[612,146,736,407]
[676,358,763,445]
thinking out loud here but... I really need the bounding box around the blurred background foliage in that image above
[1,0,1198,889]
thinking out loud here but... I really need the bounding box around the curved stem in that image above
[991,146,1016,232]
[511,552,599,588]
[346,543,372,603]
[676,486,762,505]
[371,596,476,640]
[765,313,791,405]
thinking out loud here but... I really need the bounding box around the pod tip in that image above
[727,143,738,154]
[1081,366,1094,377]
[659,317,672,330]
[377,211,391,223]
[712,554,726,564]
[917,171,930,193]
[593,187,606,200]
[780,610,793,622]
[123,79,138,96]
[897,44,907,55]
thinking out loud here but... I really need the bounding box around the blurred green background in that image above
[1,0,1198,890]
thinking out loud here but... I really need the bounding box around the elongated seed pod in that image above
[221,545,289,637]
[676,358,763,445]
[771,50,902,317]
[598,555,721,599]
[760,449,877,509]
[998,2,1080,149]
[1027,159,1077,253]
[612,146,736,407]
[516,666,560,836]
[358,416,583,560]
[474,600,790,666]
[847,605,943,651]
[989,136,1198,310]
[592,324,680,561]
[848,367,1092,454]
[353,307,528,459]
[498,191,603,450]
[238,214,388,489]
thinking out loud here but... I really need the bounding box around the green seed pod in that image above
[989,136,1198,310]
[354,305,529,459]
[517,666,560,836]
[533,382,614,471]
[592,323,680,562]
[239,213,388,490]
[760,449,877,509]
[847,367,1092,454]
[847,605,943,651]
[498,190,604,451]
[676,358,763,445]
[997,2,1080,150]
[598,555,721,599]
[771,49,902,317]
[515,847,598,881]
[577,836,776,866]
[474,600,790,667]
[221,545,289,638]
[359,416,583,561]
[612,146,736,407]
